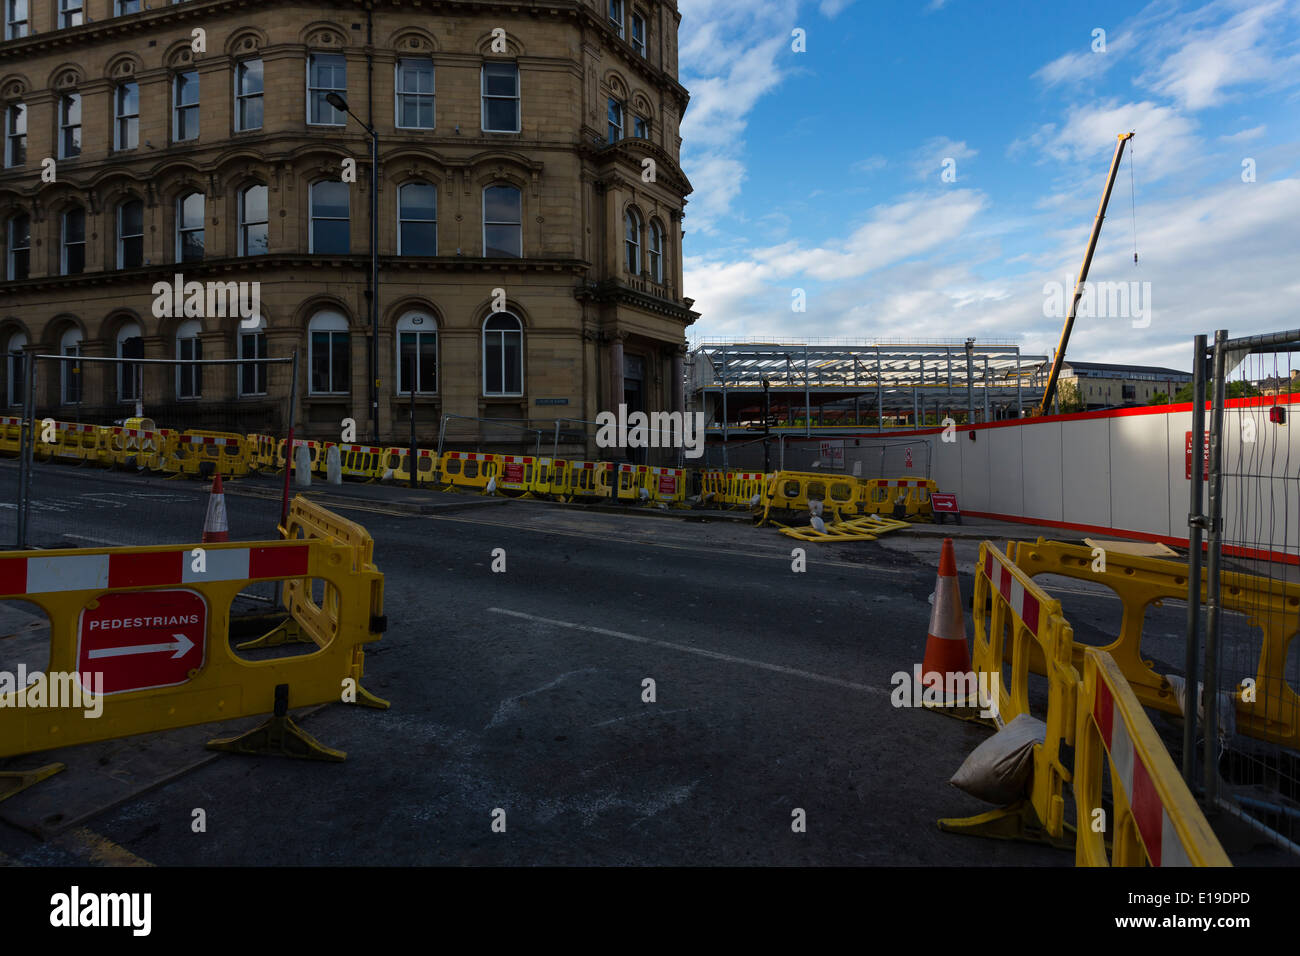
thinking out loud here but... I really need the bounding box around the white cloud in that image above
[1217,124,1267,143]
[911,136,977,182]
[852,155,887,174]
[818,0,854,17]
[1013,100,1199,181]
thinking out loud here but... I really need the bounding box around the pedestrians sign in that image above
[77,590,207,694]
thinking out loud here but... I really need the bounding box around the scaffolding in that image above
[687,338,1049,436]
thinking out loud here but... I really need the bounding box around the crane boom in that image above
[1035,131,1134,417]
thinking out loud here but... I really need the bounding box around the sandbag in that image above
[949,713,1045,805]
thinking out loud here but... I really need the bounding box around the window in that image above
[631,12,646,55]
[633,115,649,139]
[5,0,27,39]
[395,58,434,129]
[310,181,349,254]
[398,182,436,256]
[59,93,80,159]
[173,70,199,142]
[648,219,663,283]
[5,331,25,407]
[60,327,82,404]
[117,322,142,402]
[396,312,437,394]
[239,315,267,396]
[481,62,519,133]
[607,98,623,144]
[176,318,202,399]
[483,312,522,396]
[7,213,28,280]
[309,310,350,394]
[59,0,82,28]
[117,199,143,268]
[114,82,139,150]
[608,0,624,37]
[176,192,204,262]
[624,208,641,275]
[5,103,25,168]
[307,53,346,125]
[235,59,263,131]
[61,206,85,275]
[1122,384,1136,401]
[239,184,268,255]
[116,0,140,13]
[482,184,521,258]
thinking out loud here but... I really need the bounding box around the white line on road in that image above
[487,607,890,697]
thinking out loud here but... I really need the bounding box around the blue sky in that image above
[676,0,1300,371]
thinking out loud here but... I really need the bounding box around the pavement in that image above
[0,459,1291,865]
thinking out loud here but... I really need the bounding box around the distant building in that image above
[1256,370,1300,396]
[1060,361,1191,410]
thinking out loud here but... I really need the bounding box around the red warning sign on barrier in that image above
[931,493,959,513]
[77,590,207,694]
[658,474,677,495]
[503,461,525,484]
[1185,431,1209,480]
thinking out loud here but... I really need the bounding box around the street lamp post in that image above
[326,92,380,444]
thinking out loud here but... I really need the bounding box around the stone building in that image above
[0,0,696,454]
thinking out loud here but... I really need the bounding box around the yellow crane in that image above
[1035,131,1135,417]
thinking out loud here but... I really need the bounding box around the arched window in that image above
[116,321,142,402]
[62,206,85,275]
[308,310,350,394]
[5,330,26,407]
[7,213,28,280]
[117,199,143,268]
[239,314,267,396]
[60,326,82,405]
[310,181,349,254]
[624,207,641,276]
[176,318,202,399]
[648,219,664,284]
[239,184,268,255]
[176,191,204,262]
[483,184,521,258]
[396,311,437,395]
[398,182,437,256]
[482,311,522,396]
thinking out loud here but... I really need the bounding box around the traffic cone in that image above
[921,538,971,699]
[202,473,229,543]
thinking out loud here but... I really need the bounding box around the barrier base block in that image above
[921,699,997,726]
[207,715,346,762]
[0,762,66,802]
[938,800,1075,851]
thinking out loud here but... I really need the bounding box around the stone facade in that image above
[0,0,695,453]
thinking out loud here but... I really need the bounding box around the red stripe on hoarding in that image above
[0,557,27,596]
[249,545,309,579]
[108,550,183,588]
[1130,754,1164,866]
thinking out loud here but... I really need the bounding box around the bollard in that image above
[326,445,342,485]
[294,444,312,488]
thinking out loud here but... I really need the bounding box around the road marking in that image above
[55,828,153,867]
[487,607,890,697]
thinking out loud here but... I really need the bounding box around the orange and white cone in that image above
[921,537,971,699]
[202,473,229,543]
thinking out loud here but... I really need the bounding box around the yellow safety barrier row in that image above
[495,455,537,495]
[863,478,937,518]
[1010,538,1300,751]
[0,415,22,454]
[644,466,687,506]
[0,495,388,791]
[565,460,611,500]
[162,429,253,478]
[937,540,1230,866]
[439,451,498,492]
[1075,647,1232,866]
[276,438,322,474]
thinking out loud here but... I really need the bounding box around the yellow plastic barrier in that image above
[35,421,109,465]
[645,466,686,506]
[759,471,861,524]
[727,471,767,508]
[939,540,1079,848]
[107,425,164,472]
[0,496,387,781]
[1011,538,1300,751]
[496,455,536,495]
[384,447,437,484]
[165,430,253,478]
[1074,647,1231,866]
[565,460,610,500]
[865,478,936,518]
[700,470,729,505]
[337,443,387,481]
[532,457,568,499]
[614,463,647,502]
[0,416,22,455]
[276,438,323,475]
[439,451,497,492]
[244,434,277,471]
